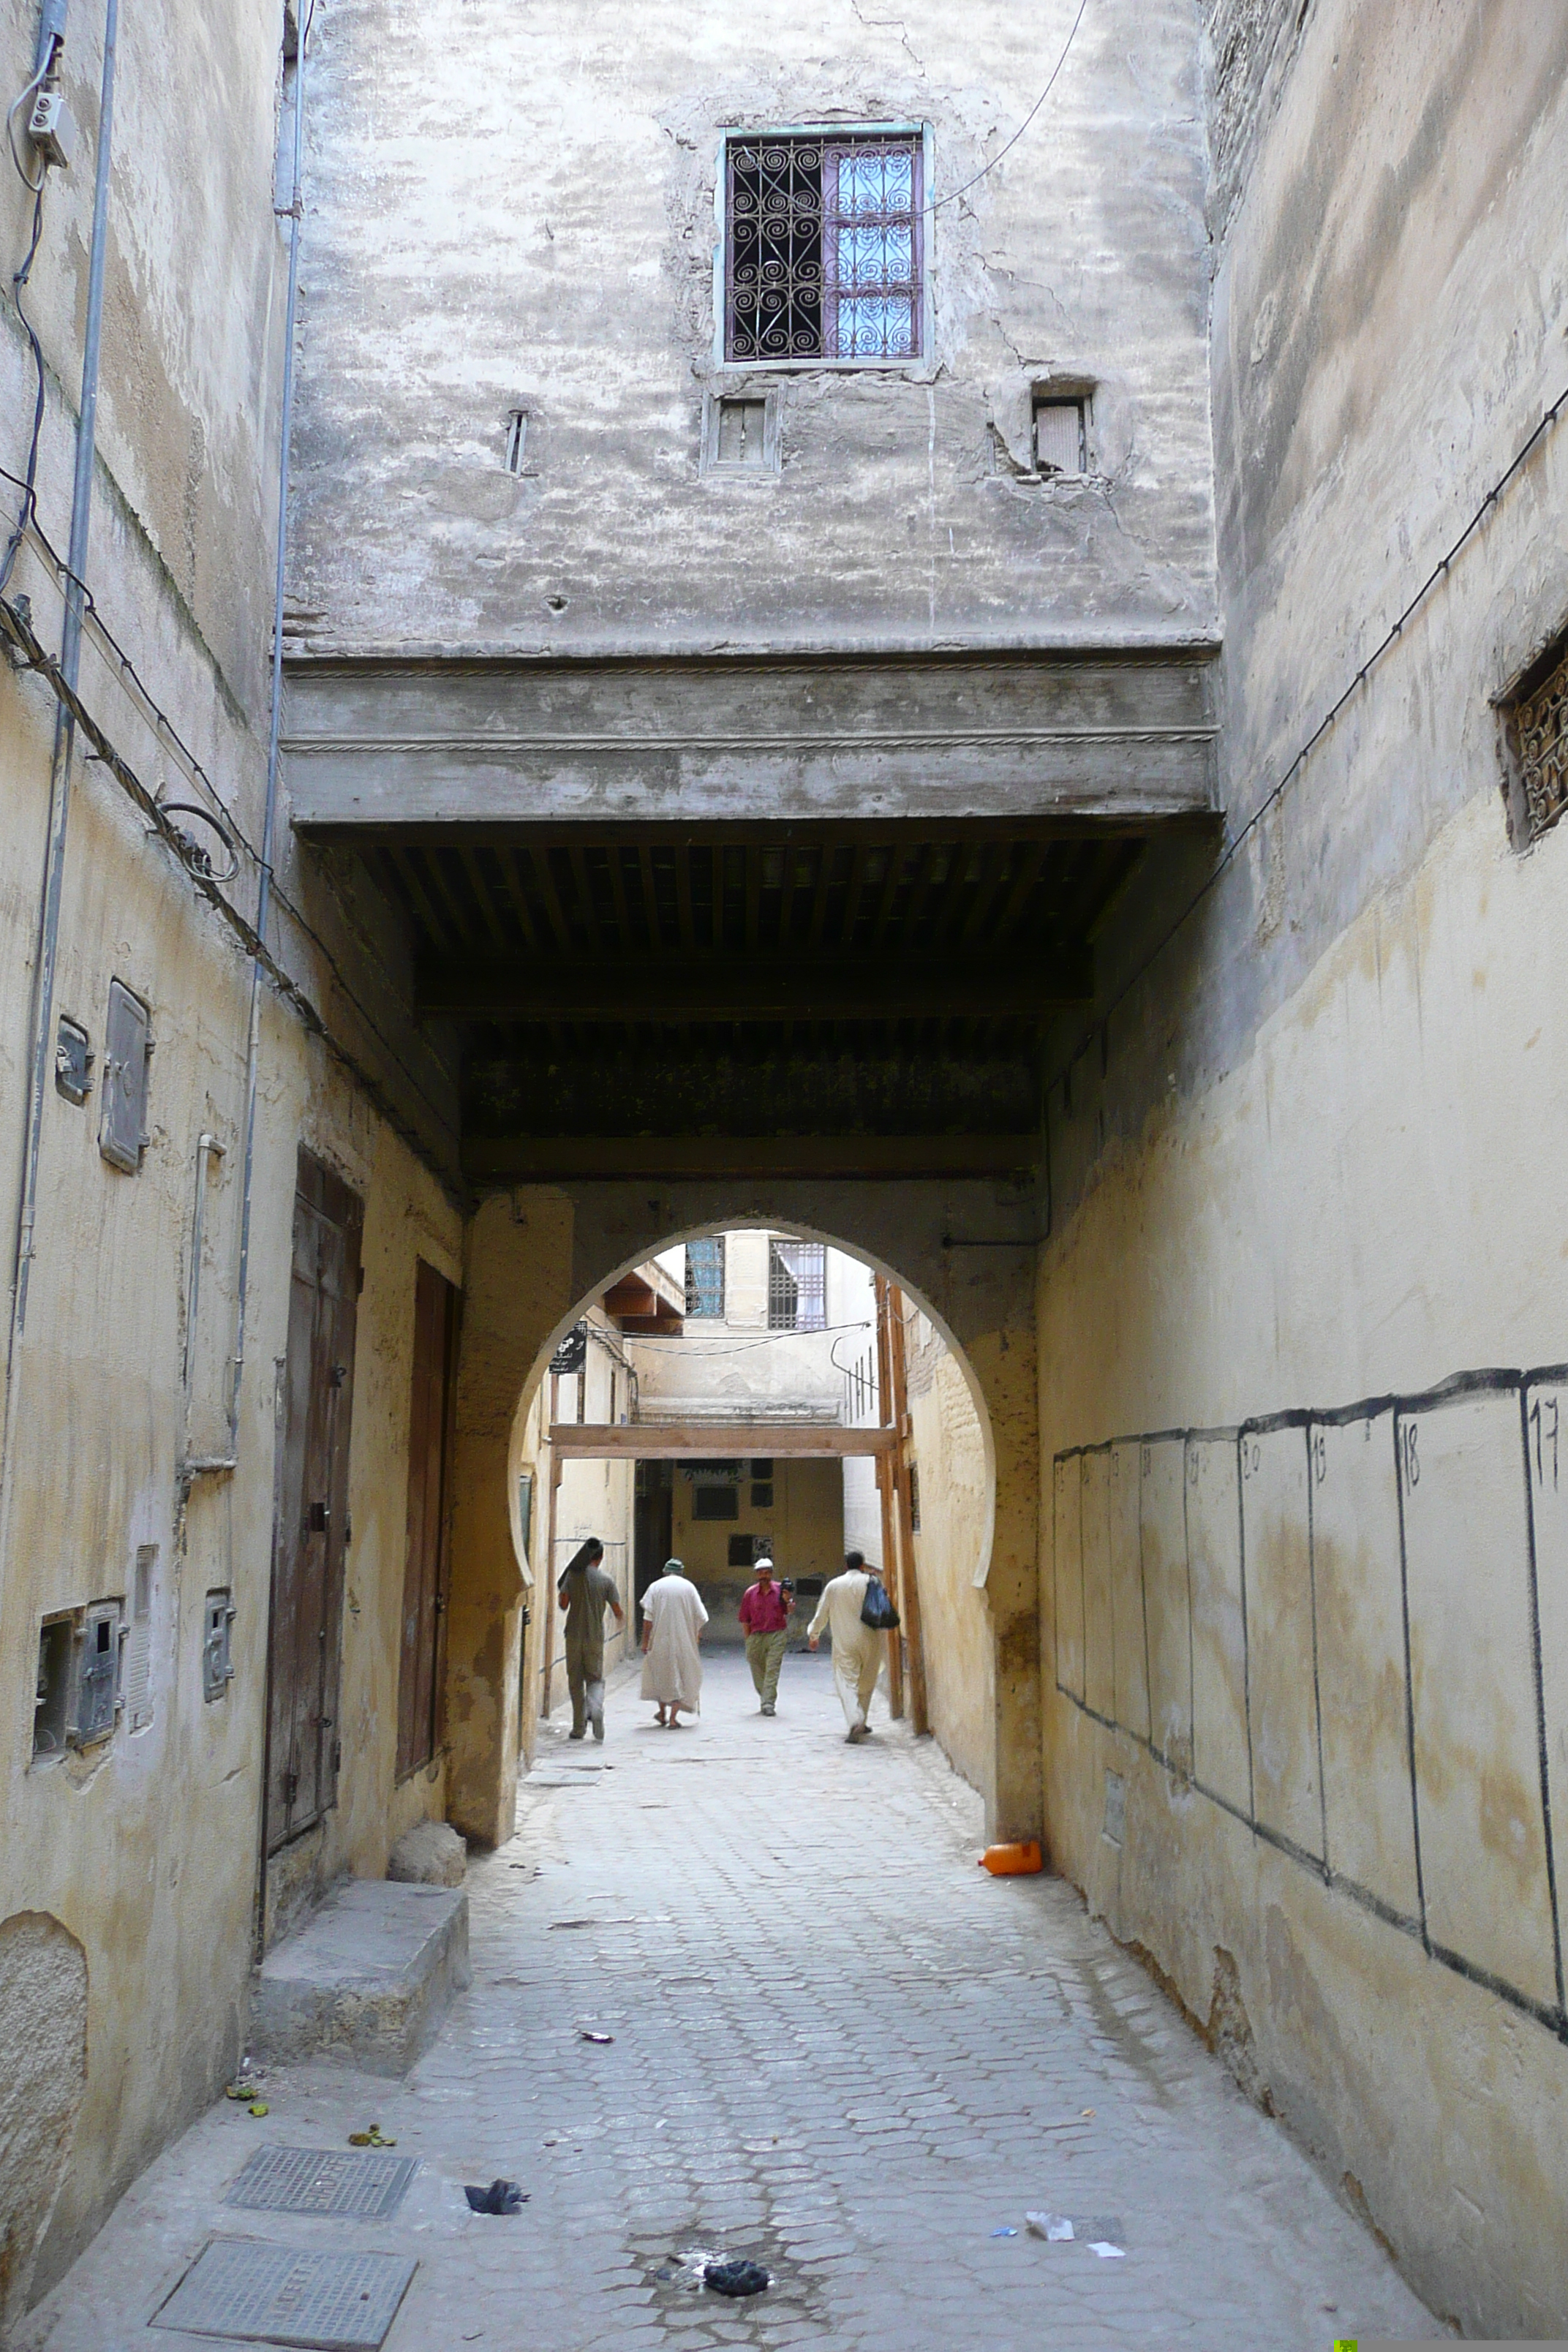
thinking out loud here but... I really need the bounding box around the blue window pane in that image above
[835,296,916,357]
[836,151,914,216]
[837,224,913,289]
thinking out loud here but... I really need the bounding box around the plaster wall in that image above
[905,1319,991,1794]
[670,1457,845,1646]
[1035,0,1568,2332]
[0,0,462,2313]
[286,0,1216,656]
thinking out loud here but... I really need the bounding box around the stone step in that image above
[250,1879,470,2078]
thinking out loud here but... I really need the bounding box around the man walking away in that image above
[640,1557,709,1727]
[807,1550,883,1744]
[739,1553,793,1716]
[557,1537,624,1741]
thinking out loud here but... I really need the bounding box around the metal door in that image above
[265,1151,362,1854]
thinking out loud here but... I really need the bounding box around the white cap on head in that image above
[755,1555,774,1571]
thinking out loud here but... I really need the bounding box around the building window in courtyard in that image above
[685,1235,726,1318]
[725,131,924,363]
[768,1239,826,1330]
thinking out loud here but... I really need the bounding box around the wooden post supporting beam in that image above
[883,1281,929,1738]
[872,1278,904,1721]
[540,1375,560,1720]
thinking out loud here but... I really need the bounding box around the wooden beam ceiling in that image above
[463,1134,1040,1180]
[418,949,1090,1023]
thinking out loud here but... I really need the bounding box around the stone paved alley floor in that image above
[20,1650,1439,2351]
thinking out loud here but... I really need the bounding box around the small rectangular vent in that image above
[717,397,766,466]
[125,1545,156,1732]
[1033,396,1087,477]
[504,408,528,473]
[693,1485,739,1520]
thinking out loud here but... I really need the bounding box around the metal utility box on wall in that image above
[203,1590,235,1701]
[33,1602,125,1757]
[99,979,152,1172]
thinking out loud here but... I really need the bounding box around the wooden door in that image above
[265,1152,362,1855]
[397,1259,459,1778]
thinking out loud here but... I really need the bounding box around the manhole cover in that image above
[225,2146,420,2219]
[151,2239,417,2348]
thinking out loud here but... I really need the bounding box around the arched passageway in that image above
[440,1180,1039,1847]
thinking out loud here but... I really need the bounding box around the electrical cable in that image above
[927,0,1089,216]
[625,1318,874,1356]
[0,587,458,1198]
[1045,376,1568,1111]
[0,487,458,1149]
[0,186,48,598]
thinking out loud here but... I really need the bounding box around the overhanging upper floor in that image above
[282,647,1219,832]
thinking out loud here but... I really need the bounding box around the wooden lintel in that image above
[464,1135,1041,1181]
[419,952,1090,1023]
[551,1422,896,1459]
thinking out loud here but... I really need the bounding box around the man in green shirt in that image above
[557,1537,624,1741]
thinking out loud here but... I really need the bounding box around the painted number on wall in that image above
[1529,1392,1560,1490]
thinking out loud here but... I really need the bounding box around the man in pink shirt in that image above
[738,1554,794,1717]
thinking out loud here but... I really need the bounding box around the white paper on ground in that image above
[1088,2242,1125,2258]
[1025,2212,1074,2242]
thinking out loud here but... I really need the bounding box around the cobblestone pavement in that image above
[21,1649,1439,2351]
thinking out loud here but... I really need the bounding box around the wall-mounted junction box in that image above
[203,1591,236,1701]
[33,1601,125,1758]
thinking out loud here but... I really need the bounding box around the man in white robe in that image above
[640,1558,708,1725]
[807,1549,884,1742]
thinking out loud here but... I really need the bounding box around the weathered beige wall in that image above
[0,0,463,2310]
[671,1456,844,1644]
[1036,0,1568,2332]
[905,1322,991,1794]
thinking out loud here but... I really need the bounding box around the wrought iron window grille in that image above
[768,1239,826,1330]
[725,131,924,365]
[1504,628,1568,847]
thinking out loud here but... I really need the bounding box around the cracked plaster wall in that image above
[287,0,1216,654]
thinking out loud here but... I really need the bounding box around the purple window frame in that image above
[724,132,924,365]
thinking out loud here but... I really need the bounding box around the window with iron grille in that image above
[685,1236,725,1318]
[693,1484,739,1520]
[768,1239,826,1330]
[1503,625,1568,847]
[724,131,924,364]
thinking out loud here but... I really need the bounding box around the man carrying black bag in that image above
[807,1549,898,1744]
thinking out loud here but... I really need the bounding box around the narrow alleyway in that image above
[22,1653,1436,2351]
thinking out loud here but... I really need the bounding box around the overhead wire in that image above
[927,0,1089,216]
[0,488,459,1156]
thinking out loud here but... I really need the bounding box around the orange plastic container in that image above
[978,1840,1043,1876]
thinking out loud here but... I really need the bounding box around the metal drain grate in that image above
[225,2146,419,2219]
[151,2239,417,2348]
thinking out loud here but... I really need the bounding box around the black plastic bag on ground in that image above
[859,1574,900,1631]
[465,2179,527,2214]
[704,2258,770,2297]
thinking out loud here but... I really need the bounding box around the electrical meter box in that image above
[203,1591,236,1701]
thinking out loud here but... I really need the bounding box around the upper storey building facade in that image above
[280,0,1219,1188]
